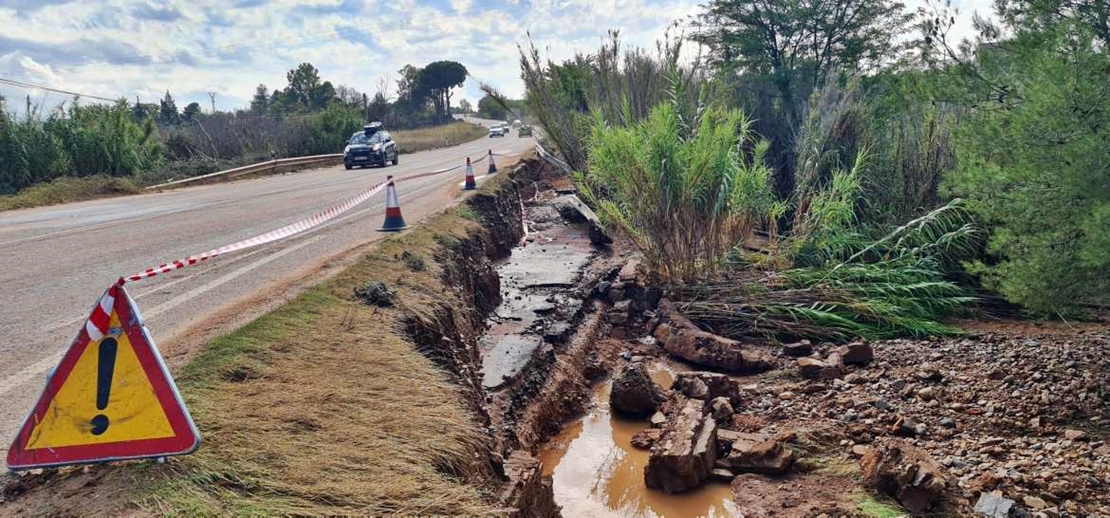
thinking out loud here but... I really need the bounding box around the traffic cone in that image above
[464,157,477,190]
[487,149,497,174]
[378,176,409,231]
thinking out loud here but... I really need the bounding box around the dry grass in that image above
[0,175,141,211]
[123,212,502,516]
[1,168,527,517]
[393,121,488,154]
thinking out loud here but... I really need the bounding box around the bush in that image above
[354,281,396,307]
[0,102,161,194]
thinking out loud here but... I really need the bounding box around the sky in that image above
[0,0,995,115]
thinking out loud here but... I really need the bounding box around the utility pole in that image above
[207,91,217,114]
[26,94,31,121]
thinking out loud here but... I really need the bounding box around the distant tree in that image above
[335,85,363,107]
[131,100,156,121]
[417,60,468,123]
[393,64,430,125]
[367,92,389,122]
[395,64,425,106]
[477,95,507,120]
[695,0,913,116]
[695,0,913,194]
[159,91,178,124]
[457,98,473,114]
[250,84,269,114]
[284,63,336,111]
[182,102,201,121]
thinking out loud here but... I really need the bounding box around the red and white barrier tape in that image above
[77,149,529,340]
[85,284,119,341]
[120,163,464,285]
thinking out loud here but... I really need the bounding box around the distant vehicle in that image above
[489,125,507,138]
[344,123,398,169]
[518,125,533,137]
[512,119,522,127]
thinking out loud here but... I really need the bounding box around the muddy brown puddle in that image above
[538,366,739,517]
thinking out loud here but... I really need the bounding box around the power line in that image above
[0,77,118,103]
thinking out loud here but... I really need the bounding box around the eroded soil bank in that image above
[461,159,1110,518]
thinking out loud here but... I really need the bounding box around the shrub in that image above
[580,102,779,282]
[354,281,396,307]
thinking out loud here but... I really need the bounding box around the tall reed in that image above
[580,101,779,282]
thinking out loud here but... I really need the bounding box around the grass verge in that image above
[393,121,489,154]
[134,214,499,515]
[0,175,141,211]
[3,177,515,515]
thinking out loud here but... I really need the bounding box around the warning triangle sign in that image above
[7,284,200,470]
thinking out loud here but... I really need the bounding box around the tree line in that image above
[0,60,472,194]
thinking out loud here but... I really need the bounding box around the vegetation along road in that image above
[0,117,532,466]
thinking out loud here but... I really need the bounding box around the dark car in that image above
[344,123,398,169]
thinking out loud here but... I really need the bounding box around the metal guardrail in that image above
[145,154,343,190]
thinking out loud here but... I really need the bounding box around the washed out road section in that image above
[0,118,533,465]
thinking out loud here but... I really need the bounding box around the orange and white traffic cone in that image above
[464,157,477,190]
[487,149,497,174]
[378,176,409,231]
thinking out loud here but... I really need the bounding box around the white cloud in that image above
[0,0,998,114]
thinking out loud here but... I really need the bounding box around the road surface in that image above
[0,118,533,464]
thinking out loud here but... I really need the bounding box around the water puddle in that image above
[537,366,739,517]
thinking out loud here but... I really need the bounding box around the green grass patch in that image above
[857,495,907,518]
[455,204,479,221]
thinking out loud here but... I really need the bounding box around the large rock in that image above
[653,300,773,374]
[610,362,666,416]
[717,432,794,475]
[837,341,874,365]
[797,357,826,379]
[860,440,948,515]
[672,372,742,407]
[709,397,733,425]
[973,492,1016,517]
[782,340,813,357]
[644,398,717,493]
[501,450,560,518]
[631,429,662,450]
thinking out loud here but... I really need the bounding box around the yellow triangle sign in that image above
[7,284,200,469]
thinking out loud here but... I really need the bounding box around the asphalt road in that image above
[0,118,533,464]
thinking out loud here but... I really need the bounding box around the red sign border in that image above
[7,285,201,470]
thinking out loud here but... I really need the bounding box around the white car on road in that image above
[489,124,507,138]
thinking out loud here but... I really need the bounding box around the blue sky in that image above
[0,0,994,114]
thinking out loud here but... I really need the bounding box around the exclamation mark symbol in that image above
[90,337,117,436]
